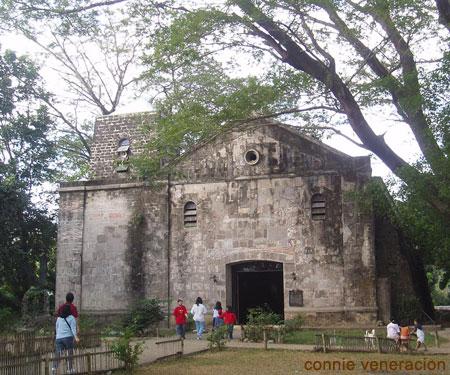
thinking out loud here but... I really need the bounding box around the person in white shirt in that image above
[386,318,400,344]
[413,319,428,351]
[190,297,207,339]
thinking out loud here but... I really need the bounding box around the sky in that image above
[3,19,424,183]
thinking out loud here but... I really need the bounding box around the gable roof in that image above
[169,116,359,168]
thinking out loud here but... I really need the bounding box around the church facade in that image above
[55,112,413,324]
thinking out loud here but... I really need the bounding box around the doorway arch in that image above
[230,261,284,323]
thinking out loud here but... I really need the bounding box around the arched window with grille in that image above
[311,194,326,220]
[184,201,197,228]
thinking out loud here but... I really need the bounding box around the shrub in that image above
[284,314,304,333]
[123,299,164,335]
[247,307,282,325]
[207,325,227,350]
[244,307,282,342]
[0,286,19,311]
[22,286,51,316]
[186,313,195,331]
[110,329,143,374]
[78,315,98,332]
[0,307,14,332]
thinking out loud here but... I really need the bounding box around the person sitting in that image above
[399,323,410,352]
[386,318,400,349]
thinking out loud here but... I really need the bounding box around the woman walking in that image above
[190,297,207,340]
[212,301,224,330]
[53,304,79,374]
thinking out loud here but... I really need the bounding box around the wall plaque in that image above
[289,289,303,307]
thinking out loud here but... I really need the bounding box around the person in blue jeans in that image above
[53,304,79,374]
[190,297,207,339]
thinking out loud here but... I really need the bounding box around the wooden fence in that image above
[314,334,398,353]
[0,348,123,374]
[0,332,120,374]
[0,332,101,362]
[155,338,184,359]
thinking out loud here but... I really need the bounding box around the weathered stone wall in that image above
[55,189,85,308]
[90,112,155,179]
[56,181,168,314]
[177,123,368,183]
[170,125,377,323]
[56,114,379,324]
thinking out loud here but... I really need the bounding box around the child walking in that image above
[413,319,428,351]
[223,305,237,339]
[212,301,224,330]
[173,298,188,339]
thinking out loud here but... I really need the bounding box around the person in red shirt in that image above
[173,298,188,339]
[56,292,78,319]
[222,305,237,339]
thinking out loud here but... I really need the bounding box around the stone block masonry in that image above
[55,112,417,325]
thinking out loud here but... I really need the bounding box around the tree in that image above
[137,0,449,213]
[0,49,57,303]
[0,2,143,179]
[133,0,449,314]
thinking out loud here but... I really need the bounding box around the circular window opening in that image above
[244,149,260,165]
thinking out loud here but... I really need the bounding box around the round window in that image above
[244,149,260,165]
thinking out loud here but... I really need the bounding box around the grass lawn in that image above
[136,348,449,375]
[283,328,448,347]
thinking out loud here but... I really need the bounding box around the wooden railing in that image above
[0,347,123,374]
[314,334,398,353]
[0,332,101,362]
[0,331,115,374]
[155,338,184,359]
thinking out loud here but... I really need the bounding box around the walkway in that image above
[137,326,450,365]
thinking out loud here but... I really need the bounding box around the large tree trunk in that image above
[436,0,450,32]
[397,231,436,321]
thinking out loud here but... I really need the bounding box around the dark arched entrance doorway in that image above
[231,261,284,323]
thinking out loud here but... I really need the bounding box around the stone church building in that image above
[55,112,416,325]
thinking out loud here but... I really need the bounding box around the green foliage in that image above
[0,308,15,333]
[283,314,305,333]
[123,299,164,336]
[0,286,19,311]
[186,313,195,331]
[21,286,51,316]
[78,315,99,332]
[428,268,450,306]
[244,307,282,342]
[134,2,450,300]
[247,307,282,326]
[110,329,143,374]
[207,325,227,350]
[0,48,57,306]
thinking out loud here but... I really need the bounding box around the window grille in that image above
[116,138,130,172]
[311,194,326,220]
[184,201,197,227]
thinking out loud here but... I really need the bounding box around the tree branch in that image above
[13,0,128,15]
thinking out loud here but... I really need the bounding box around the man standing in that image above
[173,298,188,339]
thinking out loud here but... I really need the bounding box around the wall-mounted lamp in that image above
[291,272,297,281]
[210,275,218,283]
